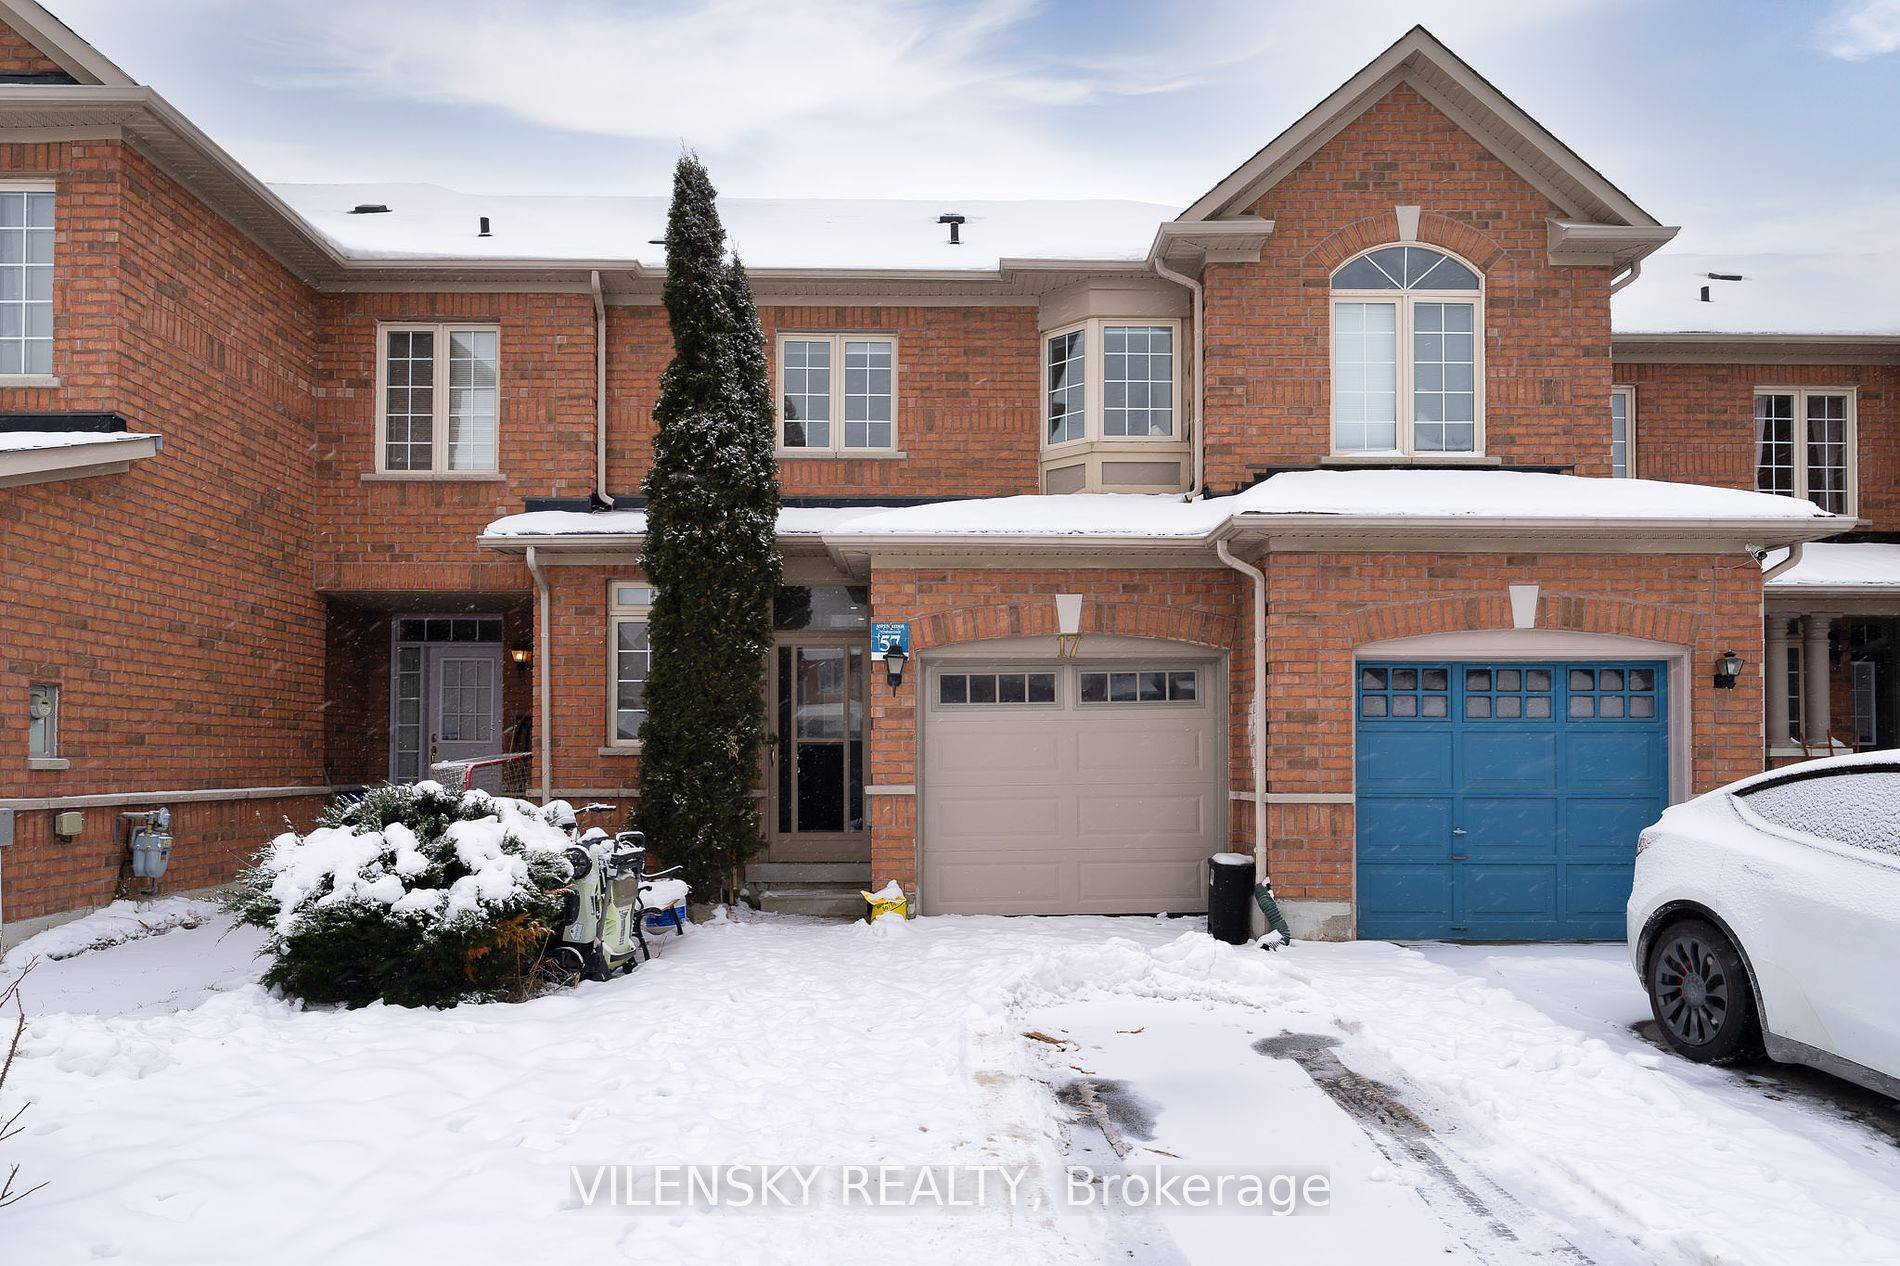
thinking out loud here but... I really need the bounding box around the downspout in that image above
[1216,537,1268,885]
[1152,255,1206,497]
[1762,541,1804,582]
[1609,257,1643,295]
[590,270,613,507]
[525,545,552,800]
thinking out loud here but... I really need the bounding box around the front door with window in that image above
[771,641,868,861]
[428,644,504,768]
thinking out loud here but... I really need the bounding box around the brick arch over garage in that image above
[912,600,1238,652]
[1307,211,1513,277]
[1343,590,1701,651]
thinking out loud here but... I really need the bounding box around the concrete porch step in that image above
[752,883,868,920]
[744,861,872,884]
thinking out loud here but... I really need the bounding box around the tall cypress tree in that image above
[636,155,781,901]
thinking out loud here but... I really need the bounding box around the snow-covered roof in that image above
[0,429,161,453]
[1765,542,1900,590]
[1613,251,1900,337]
[270,184,1171,272]
[1221,469,1837,521]
[483,471,1838,551]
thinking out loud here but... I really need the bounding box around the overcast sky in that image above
[44,0,1900,255]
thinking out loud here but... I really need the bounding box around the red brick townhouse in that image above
[0,5,1889,941]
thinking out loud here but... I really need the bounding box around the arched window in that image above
[1330,245,1482,456]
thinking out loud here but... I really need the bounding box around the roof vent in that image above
[937,213,966,245]
[349,203,391,215]
[478,215,492,237]
[1700,271,1745,302]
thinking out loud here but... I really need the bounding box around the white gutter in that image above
[1151,255,1206,497]
[1762,540,1805,583]
[1215,539,1268,892]
[525,545,553,799]
[1609,257,1642,295]
[590,270,612,507]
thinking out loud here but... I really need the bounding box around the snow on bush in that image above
[224,782,575,1008]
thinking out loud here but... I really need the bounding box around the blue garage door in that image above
[1356,661,1668,940]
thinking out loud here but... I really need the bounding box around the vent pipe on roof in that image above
[937,213,965,245]
[478,216,492,237]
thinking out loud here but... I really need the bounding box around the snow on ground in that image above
[7,915,1900,1265]
[3,898,223,968]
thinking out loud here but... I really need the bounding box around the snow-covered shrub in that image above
[224,783,574,1008]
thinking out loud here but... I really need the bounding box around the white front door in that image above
[425,644,504,769]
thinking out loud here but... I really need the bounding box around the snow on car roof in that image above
[270,184,1171,271]
[1764,541,1900,589]
[1613,251,1900,336]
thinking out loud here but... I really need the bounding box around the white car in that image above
[1628,751,1900,1096]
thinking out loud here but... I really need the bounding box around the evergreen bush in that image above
[224,783,573,1008]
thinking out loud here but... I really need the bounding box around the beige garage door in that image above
[921,658,1220,915]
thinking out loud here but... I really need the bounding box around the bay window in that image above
[1755,388,1855,515]
[1042,319,1179,447]
[1330,245,1482,456]
[777,333,897,453]
[1611,386,1635,478]
[0,187,54,379]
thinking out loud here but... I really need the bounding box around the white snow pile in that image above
[0,429,161,453]
[2,897,220,969]
[1765,540,1900,588]
[242,783,572,936]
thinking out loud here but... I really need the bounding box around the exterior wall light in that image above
[883,644,909,693]
[1713,649,1743,690]
[509,643,533,667]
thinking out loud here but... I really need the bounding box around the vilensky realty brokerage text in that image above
[570,1163,1333,1215]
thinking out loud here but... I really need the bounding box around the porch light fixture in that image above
[1713,648,1743,690]
[882,644,909,693]
[509,643,533,667]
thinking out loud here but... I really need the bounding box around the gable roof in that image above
[1179,25,1661,229]
[0,0,131,87]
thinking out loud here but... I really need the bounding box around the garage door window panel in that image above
[937,671,1058,706]
[1080,668,1199,705]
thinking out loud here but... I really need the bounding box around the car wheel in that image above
[1646,917,1762,1064]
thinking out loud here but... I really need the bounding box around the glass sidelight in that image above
[776,645,865,835]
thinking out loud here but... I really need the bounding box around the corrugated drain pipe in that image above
[525,545,552,799]
[1216,537,1268,885]
[591,270,613,507]
[1151,255,1205,497]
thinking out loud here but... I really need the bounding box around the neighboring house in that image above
[0,4,1886,941]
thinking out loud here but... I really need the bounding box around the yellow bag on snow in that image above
[861,881,908,922]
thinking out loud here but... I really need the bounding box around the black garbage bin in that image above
[1207,852,1255,945]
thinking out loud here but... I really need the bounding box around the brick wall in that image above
[1614,359,1900,531]
[0,23,62,76]
[1259,551,1766,908]
[311,290,594,594]
[606,302,1044,500]
[1202,83,1615,489]
[0,140,330,921]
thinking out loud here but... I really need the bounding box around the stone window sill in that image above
[776,450,908,461]
[0,374,61,389]
[362,471,507,483]
[597,745,641,757]
[27,757,69,770]
[1322,453,1502,467]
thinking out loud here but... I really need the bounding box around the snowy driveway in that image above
[5,908,1899,1265]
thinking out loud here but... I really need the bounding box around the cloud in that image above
[1816,0,1900,59]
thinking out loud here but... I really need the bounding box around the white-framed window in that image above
[27,682,58,759]
[608,582,655,746]
[1330,245,1483,456]
[1611,386,1636,478]
[776,333,897,452]
[1042,318,1181,448]
[0,186,55,378]
[1754,388,1855,515]
[375,324,501,474]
